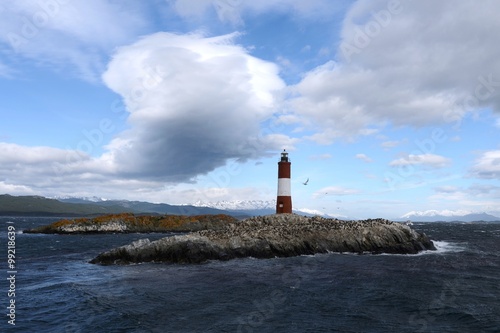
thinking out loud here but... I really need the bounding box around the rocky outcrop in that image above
[90,214,436,265]
[24,213,238,234]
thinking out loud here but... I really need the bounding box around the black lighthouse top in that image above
[280,149,289,162]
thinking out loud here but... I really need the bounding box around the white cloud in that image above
[432,184,500,197]
[313,186,360,198]
[381,140,405,149]
[0,143,181,200]
[0,142,70,162]
[102,32,287,181]
[434,185,460,194]
[355,153,372,163]
[469,150,500,179]
[389,153,451,168]
[152,185,270,205]
[427,183,500,215]
[0,0,149,80]
[0,142,92,176]
[291,0,500,143]
[0,142,101,192]
[0,181,34,195]
[467,184,500,196]
[0,31,290,197]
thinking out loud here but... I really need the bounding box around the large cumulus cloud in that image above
[290,0,500,143]
[102,32,287,181]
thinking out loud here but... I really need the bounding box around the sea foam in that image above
[428,240,467,254]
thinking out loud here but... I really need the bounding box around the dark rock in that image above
[90,214,437,265]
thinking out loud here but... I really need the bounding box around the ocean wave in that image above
[377,240,468,256]
[429,240,467,254]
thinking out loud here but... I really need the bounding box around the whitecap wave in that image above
[429,240,467,254]
[383,240,468,256]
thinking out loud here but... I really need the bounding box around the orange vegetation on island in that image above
[93,213,136,224]
[50,219,73,228]
[26,213,239,234]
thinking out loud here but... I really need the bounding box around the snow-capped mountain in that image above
[297,208,349,219]
[191,200,347,218]
[401,210,500,222]
[54,196,108,203]
[401,209,473,218]
[192,200,276,211]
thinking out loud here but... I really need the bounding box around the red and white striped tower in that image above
[276,149,292,214]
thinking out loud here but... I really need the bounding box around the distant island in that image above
[90,214,436,265]
[24,213,238,234]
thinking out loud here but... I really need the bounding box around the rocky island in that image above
[90,214,436,265]
[24,213,238,234]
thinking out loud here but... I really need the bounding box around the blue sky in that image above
[1,0,499,219]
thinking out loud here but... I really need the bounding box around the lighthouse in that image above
[276,149,292,214]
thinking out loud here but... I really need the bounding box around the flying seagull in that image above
[302,178,309,185]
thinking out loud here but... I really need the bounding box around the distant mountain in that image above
[192,200,276,211]
[400,210,500,222]
[56,196,107,203]
[191,200,334,217]
[87,199,239,217]
[0,194,131,216]
[0,194,249,218]
[191,200,276,217]
[401,209,473,218]
[57,197,340,218]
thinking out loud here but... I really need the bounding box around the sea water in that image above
[0,217,499,332]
